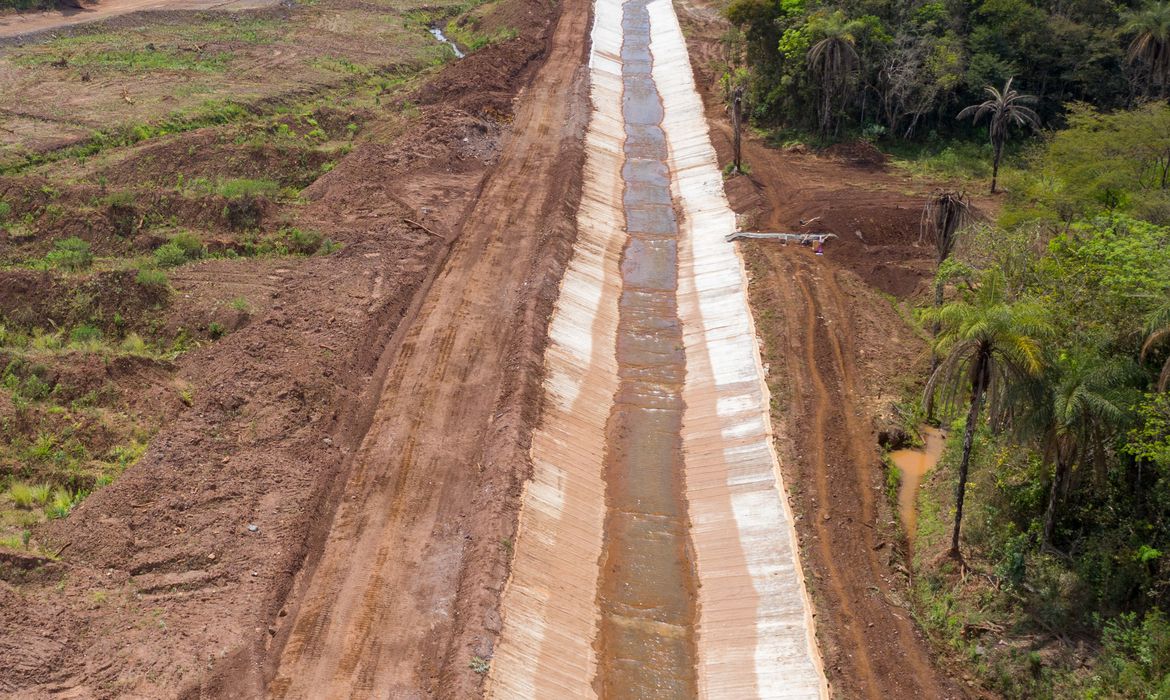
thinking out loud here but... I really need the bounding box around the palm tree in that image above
[920,191,970,316]
[807,12,866,135]
[1141,303,1170,391]
[957,78,1041,194]
[1020,354,1132,548]
[923,271,1052,559]
[1123,1,1170,99]
[921,192,971,408]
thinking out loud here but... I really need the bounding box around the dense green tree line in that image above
[724,0,1170,137]
[913,104,1170,696]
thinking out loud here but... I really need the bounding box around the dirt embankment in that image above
[0,0,578,695]
[677,1,984,697]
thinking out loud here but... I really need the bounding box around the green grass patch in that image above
[43,237,94,271]
[884,139,1006,184]
[1,100,249,175]
[16,47,232,73]
[442,20,516,52]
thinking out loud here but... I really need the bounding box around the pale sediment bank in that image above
[651,0,826,693]
[484,0,624,692]
[488,0,827,693]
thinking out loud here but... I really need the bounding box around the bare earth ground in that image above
[0,0,577,695]
[0,0,275,40]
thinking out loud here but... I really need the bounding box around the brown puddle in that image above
[592,0,699,695]
[889,427,945,546]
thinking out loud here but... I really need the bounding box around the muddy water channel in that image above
[890,427,945,546]
[593,0,699,694]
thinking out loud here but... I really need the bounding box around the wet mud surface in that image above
[593,0,698,694]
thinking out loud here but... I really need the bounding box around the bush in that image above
[153,242,189,268]
[224,196,264,230]
[281,227,323,255]
[170,231,205,259]
[1080,609,1170,698]
[135,268,169,290]
[45,237,94,271]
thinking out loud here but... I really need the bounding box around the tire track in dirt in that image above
[769,252,879,697]
[752,240,953,698]
[264,0,592,694]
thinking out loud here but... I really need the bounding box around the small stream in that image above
[428,27,465,59]
[889,427,945,547]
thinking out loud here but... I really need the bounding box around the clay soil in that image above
[0,0,584,695]
[677,0,986,697]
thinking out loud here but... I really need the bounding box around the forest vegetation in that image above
[722,0,1170,696]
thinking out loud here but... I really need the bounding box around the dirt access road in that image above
[0,0,274,39]
[265,0,591,696]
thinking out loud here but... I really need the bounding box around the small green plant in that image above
[69,324,102,345]
[208,321,226,339]
[153,242,189,268]
[281,227,324,255]
[136,268,170,291]
[30,329,64,351]
[0,199,11,221]
[45,488,81,519]
[216,178,280,199]
[469,656,490,674]
[169,231,205,259]
[108,440,147,469]
[120,333,148,354]
[9,482,51,509]
[178,387,194,406]
[229,296,251,312]
[45,237,94,271]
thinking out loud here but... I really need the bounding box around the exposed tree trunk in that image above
[732,86,744,173]
[927,274,943,416]
[1042,453,1072,548]
[951,352,989,559]
[991,140,1003,194]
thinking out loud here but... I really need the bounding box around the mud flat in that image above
[489,0,827,694]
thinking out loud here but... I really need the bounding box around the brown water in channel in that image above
[592,0,700,695]
[890,427,945,546]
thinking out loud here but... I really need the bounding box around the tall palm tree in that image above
[1020,354,1132,548]
[1123,1,1170,99]
[923,271,1052,559]
[1141,303,1170,391]
[807,12,866,135]
[957,77,1041,194]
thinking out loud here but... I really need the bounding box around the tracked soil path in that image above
[728,143,964,698]
[264,0,591,694]
[0,0,274,39]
